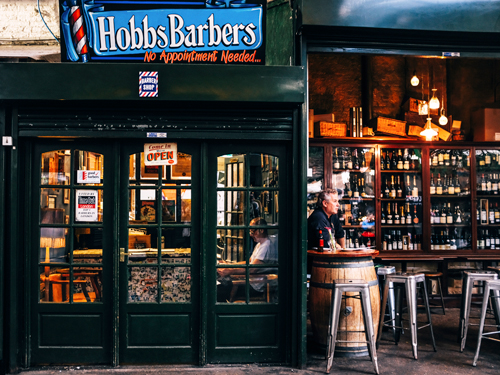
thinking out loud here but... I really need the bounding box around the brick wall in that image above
[0,0,59,43]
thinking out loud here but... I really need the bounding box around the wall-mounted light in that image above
[420,117,439,141]
[439,108,448,126]
[411,70,419,86]
[429,88,440,109]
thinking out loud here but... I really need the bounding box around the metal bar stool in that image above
[377,272,437,360]
[458,270,500,352]
[473,279,500,366]
[326,279,379,374]
[377,266,397,338]
[424,272,446,315]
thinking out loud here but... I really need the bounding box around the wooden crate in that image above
[314,121,347,137]
[129,234,151,249]
[371,116,407,137]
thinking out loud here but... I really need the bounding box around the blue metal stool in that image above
[472,279,500,366]
[377,272,436,360]
[326,279,379,374]
[458,270,499,352]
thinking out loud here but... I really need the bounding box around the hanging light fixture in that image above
[429,88,440,109]
[439,94,448,126]
[411,70,419,86]
[420,117,438,141]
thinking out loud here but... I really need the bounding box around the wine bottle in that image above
[381,204,386,224]
[430,173,436,195]
[406,175,412,198]
[403,149,410,170]
[444,150,450,166]
[392,230,398,250]
[436,173,443,195]
[454,175,461,195]
[397,149,403,170]
[447,174,454,195]
[495,202,500,223]
[353,177,359,198]
[390,175,396,199]
[391,150,397,170]
[333,148,340,169]
[413,205,419,224]
[451,149,457,167]
[387,233,392,250]
[380,151,386,170]
[446,203,453,224]
[345,182,352,198]
[438,150,444,166]
[440,204,446,224]
[432,151,438,167]
[397,176,403,198]
[347,149,353,170]
[490,203,495,224]
[406,203,412,224]
[412,175,419,197]
[387,203,393,225]
[397,230,403,250]
[353,149,360,170]
[359,178,365,197]
[384,177,390,199]
[400,204,406,225]
[493,173,499,194]
[318,229,324,248]
[410,149,417,170]
[394,203,400,224]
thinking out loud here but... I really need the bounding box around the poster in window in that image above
[75,190,98,222]
[170,153,191,180]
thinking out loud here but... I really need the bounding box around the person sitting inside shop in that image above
[307,188,345,250]
[217,217,278,302]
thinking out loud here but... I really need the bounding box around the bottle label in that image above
[455,187,461,194]
[412,188,418,197]
[448,187,454,195]
[447,216,453,224]
[437,187,443,194]
[430,186,436,194]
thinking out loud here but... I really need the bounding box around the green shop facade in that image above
[0,62,306,370]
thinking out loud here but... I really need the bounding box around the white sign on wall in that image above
[144,143,177,166]
[75,190,98,222]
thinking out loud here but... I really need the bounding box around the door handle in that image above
[120,247,128,262]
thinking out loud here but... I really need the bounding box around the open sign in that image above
[144,143,177,166]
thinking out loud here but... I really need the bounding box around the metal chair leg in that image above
[406,278,418,360]
[361,286,379,375]
[437,276,446,315]
[473,283,491,367]
[421,278,437,352]
[460,277,474,352]
[377,278,390,349]
[326,287,342,374]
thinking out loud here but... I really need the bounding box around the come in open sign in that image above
[144,143,177,165]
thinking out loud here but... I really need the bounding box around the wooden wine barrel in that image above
[309,253,380,357]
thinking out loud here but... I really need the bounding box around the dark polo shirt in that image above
[307,208,344,249]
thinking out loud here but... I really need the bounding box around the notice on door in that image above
[75,190,98,222]
[144,143,177,165]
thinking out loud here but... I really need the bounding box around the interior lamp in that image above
[429,88,440,109]
[418,100,429,115]
[439,108,449,126]
[410,71,419,86]
[420,117,439,141]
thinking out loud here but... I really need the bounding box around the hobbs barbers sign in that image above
[59,0,266,64]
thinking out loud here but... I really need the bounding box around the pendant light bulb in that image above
[420,117,438,141]
[411,71,419,86]
[439,108,448,126]
[429,88,440,109]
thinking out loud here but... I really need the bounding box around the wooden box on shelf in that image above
[370,116,407,137]
[472,108,500,142]
[314,121,347,137]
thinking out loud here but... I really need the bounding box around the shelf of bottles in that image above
[476,149,500,250]
[332,146,375,250]
[429,149,471,251]
[380,147,422,251]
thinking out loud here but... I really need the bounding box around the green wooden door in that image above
[31,141,115,364]
[118,142,200,364]
[206,143,288,364]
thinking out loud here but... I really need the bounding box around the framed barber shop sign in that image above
[59,0,266,64]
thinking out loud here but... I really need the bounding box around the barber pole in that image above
[69,0,89,62]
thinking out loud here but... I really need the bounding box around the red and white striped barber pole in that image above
[69,2,89,63]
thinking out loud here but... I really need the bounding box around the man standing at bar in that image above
[308,189,345,250]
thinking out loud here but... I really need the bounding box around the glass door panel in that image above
[380,147,422,251]
[32,144,111,365]
[475,149,500,250]
[332,146,376,250]
[429,148,471,251]
[119,145,198,364]
[216,153,279,304]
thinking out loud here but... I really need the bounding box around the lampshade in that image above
[420,117,438,141]
[429,88,440,109]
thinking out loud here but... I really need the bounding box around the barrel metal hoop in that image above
[312,261,374,269]
[310,279,379,289]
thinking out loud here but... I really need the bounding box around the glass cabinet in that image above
[429,148,471,251]
[331,146,376,250]
[475,149,500,250]
[379,147,422,251]
[307,141,500,256]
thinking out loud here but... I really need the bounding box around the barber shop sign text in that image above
[59,0,266,64]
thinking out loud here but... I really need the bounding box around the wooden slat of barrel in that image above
[309,255,380,357]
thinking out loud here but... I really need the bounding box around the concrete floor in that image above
[15,308,500,375]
